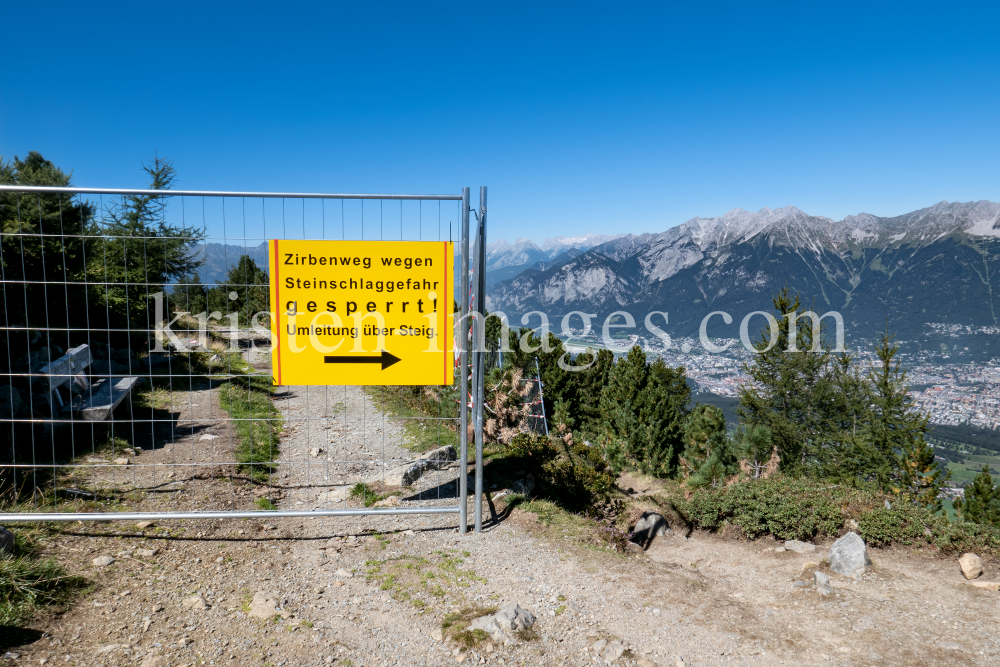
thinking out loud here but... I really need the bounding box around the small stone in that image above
[784,540,817,554]
[602,640,626,662]
[828,532,872,578]
[959,553,983,580]
[0,526,14,554]
[591,639,607,653]
[113,457,130,465]
[373,495,401,508]
[248,591,279,618]
[142,617,152,632]
[135,521,154,530]
[675,656,687,667]
[333,581,344,586]
[638,659,657,667]
[403,529,415,536]
[92,555,115,567]
[455,653,467,663]
[198,433,219,441]
[140,655,168,667]
[815,571,833,596]
[178,636,193,647]
[334,568,354,578]
[431,628,443,641]
[774,547,786,553]
[182,595,209,610]
[152,604,164,613]
[309,447,323,457]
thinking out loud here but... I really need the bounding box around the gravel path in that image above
[5,379,1000,667]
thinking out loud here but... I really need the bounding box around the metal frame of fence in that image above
[0,184,488,533]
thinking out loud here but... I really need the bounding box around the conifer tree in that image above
[171,273,207,316]
[737,288,839,474]
[598,346,689,477]
[896,437,949,511]
[867,327,929,492]
[955,466,1000,527]
[679,404,734,487]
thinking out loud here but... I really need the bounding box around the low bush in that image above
[487,433,615,512]
[654,475,1000,555]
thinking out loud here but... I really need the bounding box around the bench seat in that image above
[63,375,141,421]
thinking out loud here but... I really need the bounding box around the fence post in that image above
[474,186,487,533]
[459,187,470,534]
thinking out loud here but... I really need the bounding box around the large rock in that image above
[630,511,670,549]
[959,553,983,579]
[0,526,14,554]
[468,602,536,643]
[828,532,871,577]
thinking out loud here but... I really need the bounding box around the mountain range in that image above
[485,200,1000,352]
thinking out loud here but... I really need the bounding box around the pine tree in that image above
[955,466,1000,527]
[171,273,207,316]
[679,404,734,487]
[867,327,929,492]
[896,437,950,512]
[733,424,779,480]
[598,346,689,477]
[210,255,270,326]
[737,288,839,474]
[97,155,204,339]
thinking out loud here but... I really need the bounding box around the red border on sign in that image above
[273,239,282,385]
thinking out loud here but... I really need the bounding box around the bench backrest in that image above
[39,344,93,391]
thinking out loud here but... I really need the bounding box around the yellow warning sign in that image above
[268,239,454,386]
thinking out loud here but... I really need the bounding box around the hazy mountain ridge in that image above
[486,200,1000,346]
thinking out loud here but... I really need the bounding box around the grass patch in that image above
[364,385,459,454]
[254,498,278,511]
[441,605,497,648]
[0,529,87,627]
[350,483,391,508]
[364,552,485,613]
[218,373,283,482]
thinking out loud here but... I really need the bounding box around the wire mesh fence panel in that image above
[0,185,471,522]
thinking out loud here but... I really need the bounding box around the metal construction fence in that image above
[0,184,489,532]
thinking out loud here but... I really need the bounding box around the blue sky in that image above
[2,1,999,244]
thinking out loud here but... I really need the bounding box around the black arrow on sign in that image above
[324,350,402,370]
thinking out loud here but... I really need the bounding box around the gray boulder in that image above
[828,532,871,577]
[630,511,670,549]
[0,526,14,554]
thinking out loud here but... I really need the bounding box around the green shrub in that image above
[488,433,615,512]
[656,475,1000,555]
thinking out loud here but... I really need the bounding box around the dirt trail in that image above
[4,380,1000,667]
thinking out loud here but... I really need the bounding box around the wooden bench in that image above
[38,344,139,421]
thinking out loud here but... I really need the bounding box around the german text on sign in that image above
[268,240,454,386]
